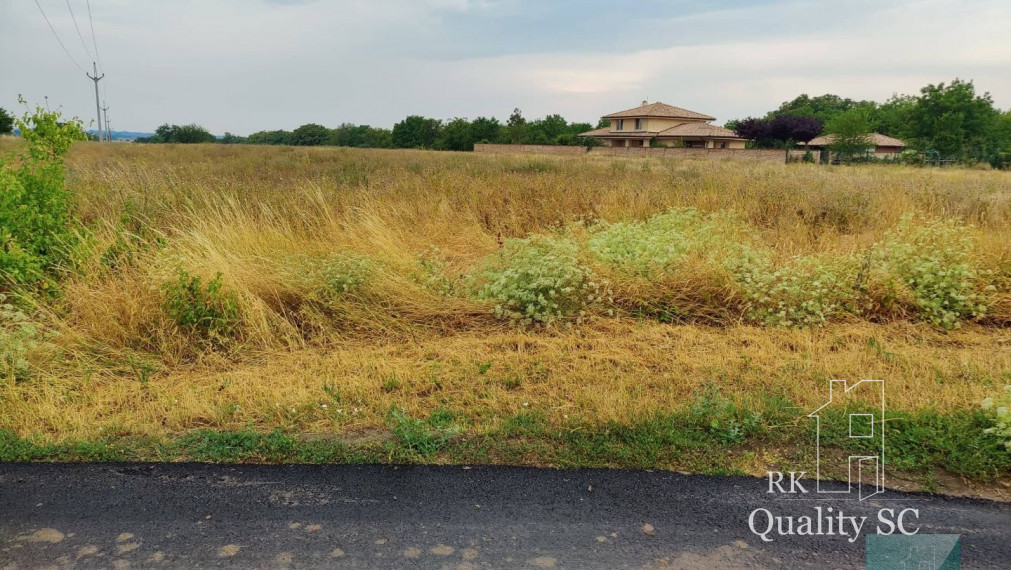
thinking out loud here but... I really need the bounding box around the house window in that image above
[720,142,727,149]
[849,414,873,438]
[616,119,624,131]
[635,119,643,130]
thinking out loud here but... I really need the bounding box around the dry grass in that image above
[3,142,1010,442]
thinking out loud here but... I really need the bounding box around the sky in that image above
[2,0,1010,134]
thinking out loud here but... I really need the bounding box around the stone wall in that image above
[474,143,790,163]
[472,144,587,156]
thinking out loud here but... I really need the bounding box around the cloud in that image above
[2,0,1008,133]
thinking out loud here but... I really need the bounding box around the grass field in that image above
[2,142,1009,495]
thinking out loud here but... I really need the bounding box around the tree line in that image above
[137,108,600,151]
[132,77,1010,167]
[728,79,1011,166]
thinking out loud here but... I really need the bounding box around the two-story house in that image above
[579,101,747,149]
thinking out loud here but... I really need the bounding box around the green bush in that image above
[163,269,239,340]
[299,253,372,298]
[0,294,40,383]
[872,217,989,329]
[587,210,703,276]
[0,103,86,290]
[728,251,857,327]
[981,386,1011,452]
[473,235,604,325]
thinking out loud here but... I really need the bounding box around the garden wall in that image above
[474,144,807,163]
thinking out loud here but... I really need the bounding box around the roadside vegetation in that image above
[1,120,1009,494]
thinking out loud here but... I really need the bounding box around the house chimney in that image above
[641,100,648,107]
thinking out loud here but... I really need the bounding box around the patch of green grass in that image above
[2,404,1006,487]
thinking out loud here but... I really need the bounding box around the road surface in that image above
[2,463,1008,568]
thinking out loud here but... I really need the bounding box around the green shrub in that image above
[298,253,372,298]
[0,294,40,383]
[163,269,239,340]
[728,251,857,327]
[473,235,604,325]
[981,385,1011,452]
[0,103,86,290]
[588,209,704,276]
[872,217,989,329]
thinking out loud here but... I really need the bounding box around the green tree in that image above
[506,108,526,144]
[0,103,86,289]
[138,123,216,144]
[246,130,291,145]
[825,108,872,161]
[470,116,504,144]
[0,107,13,135]
[437,117,475,151]
[907,79,1001,159]
[290,123,329,146]
[392,115,441,149]
[770,94,876,124]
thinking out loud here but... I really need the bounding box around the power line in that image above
[65,0,95,61]
[33,0,87,73]
[85,0,103,73]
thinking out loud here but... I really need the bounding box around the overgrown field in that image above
[2,141,1009,493]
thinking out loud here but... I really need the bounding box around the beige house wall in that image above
[608,117,708,133]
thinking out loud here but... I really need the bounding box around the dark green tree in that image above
[470,116,504,144]
[0,107,13,135]
[506,108,526,144]
[392,115,441,149]
[437,118,475,151]
[290,123,330,146]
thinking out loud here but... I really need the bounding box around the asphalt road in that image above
[1,463,1008,569]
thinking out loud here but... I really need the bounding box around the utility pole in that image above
[101,101,110,142]
[86,61,104,141]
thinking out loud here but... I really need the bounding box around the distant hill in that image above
[86,129,155,141]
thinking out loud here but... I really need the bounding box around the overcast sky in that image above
[2,0,1010,134]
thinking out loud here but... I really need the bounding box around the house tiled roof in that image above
[807,133,907,147]
[602,102,716,121]
[658,122,744,139]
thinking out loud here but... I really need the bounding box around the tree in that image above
[769,115,823,144]
[907,79,1001,159]
[825,109,872,161]
[733,117,773,147]
[0,107,13,135]
[437,117,475,151]
[246,130,292,145]
[470,116,504,144]
[392,115,441,149]
[290,123,329,146]
[506,108,526,144]
[771,93,876,124]
[137,123,216,144]
[220,132,246,144]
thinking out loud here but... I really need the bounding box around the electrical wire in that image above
[33,0,87,73]
[85,0,103,73]
[65,0,95,62]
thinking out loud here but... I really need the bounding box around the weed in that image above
[0,294,40,383]
[981,385,1011,451]
[473,235,604,326]
[388,408,458,456]
[162,269,239,341]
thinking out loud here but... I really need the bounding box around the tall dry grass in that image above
[3,142,1010,440]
